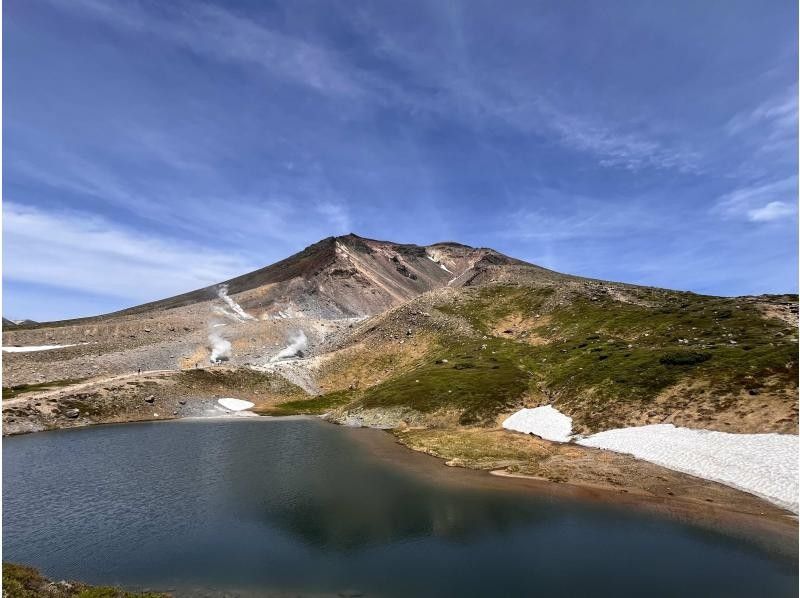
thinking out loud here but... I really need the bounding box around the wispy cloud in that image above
[51,0,703,176]
[747,201,796,223]
[726,84,798,144]
[3,202,258,302]
[495,184,689,243]
[538,103,702,173]
[49,0,361,96]
[714,176,798,223]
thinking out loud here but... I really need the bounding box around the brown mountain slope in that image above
[1,234,565,387]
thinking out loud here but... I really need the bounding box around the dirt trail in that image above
[3,369,177,407]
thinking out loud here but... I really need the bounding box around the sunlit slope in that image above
[268,282,798,435]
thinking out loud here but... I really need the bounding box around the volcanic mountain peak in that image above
[35,234,557,325]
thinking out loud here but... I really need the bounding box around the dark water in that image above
[3,419,797,597]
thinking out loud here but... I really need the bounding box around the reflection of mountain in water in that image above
[219,418,553,551]
[5,418,797,597]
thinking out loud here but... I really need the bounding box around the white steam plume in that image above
[217,284,256,321]
[270,331,308,362]
[209,330,232,363]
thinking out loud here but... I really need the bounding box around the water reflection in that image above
[215,419,554,550]
[3,419,796,598]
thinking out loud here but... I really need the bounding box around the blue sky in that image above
[3,0,798,321]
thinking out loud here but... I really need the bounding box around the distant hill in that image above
[2,318,38,329]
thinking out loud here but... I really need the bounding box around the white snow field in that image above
[501,406,574,442]
[577,424,799,513]
[2,344,78,353]
[502,406,799,512]
[217,398,255,411]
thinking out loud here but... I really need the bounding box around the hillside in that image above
[266,280,798,435]
[4,234,796,434]
[1,234,553,386]
[3,234,798,513]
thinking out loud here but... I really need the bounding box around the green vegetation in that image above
[659,351,712,366]
[437,284,554,329]
[2,563,167,598]
[260,389,356,415]
[358,337,529,424]
[431,285,797,430]
[256,284,796,433]
[395,427,554,474]
[3,378,86,400]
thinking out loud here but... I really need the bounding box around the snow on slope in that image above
[501,407,799,512]
[502,406,573,442]
[2,344,78,353]
[577,424,799,513]
[217,398,255,411]
[426,255,452,273]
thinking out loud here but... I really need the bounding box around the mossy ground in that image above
[257,389,356,415]
[271,283,797,433]
[3,378,87,400]
[395,427,556,474]
[2,563,166,598]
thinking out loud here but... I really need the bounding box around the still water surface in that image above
[3,419,797,597]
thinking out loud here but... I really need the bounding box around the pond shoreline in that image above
[4,417,797,597]
[340,422,798,560]
[4,410,798,560]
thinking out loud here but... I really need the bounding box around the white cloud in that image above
[747,201,796,222]
[3,202,259,303]
[714,176,798,222]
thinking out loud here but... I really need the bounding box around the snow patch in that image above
[217,398,255,411]
[501,406,799,512]
[426,254,452,273]
[2,344,78,353]
[577,424,799,513]
[502,406,573,442]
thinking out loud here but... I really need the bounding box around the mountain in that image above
[38,234,559,323]
[2,318,38,329]
[1,234,561,384]
[3,233,797,443]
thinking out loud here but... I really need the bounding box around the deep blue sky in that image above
[4,0,798,321]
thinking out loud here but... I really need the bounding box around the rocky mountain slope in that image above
[2,234,552,387]
[3,234,798,516]
[4,234,797,432]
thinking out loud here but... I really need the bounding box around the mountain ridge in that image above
[9,233,559,327]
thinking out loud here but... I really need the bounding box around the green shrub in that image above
[659,351,712,366]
